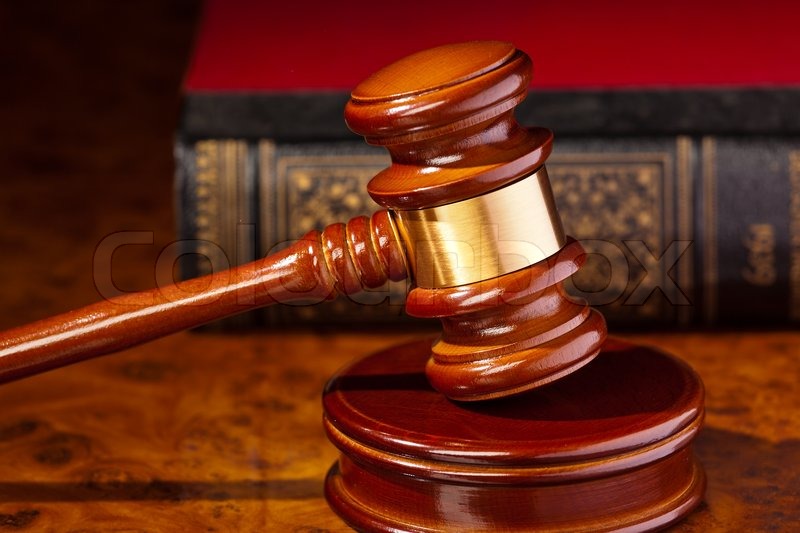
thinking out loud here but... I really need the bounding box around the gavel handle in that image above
[0,212,406,384]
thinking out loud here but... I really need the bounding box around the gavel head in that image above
[345,41,607,401]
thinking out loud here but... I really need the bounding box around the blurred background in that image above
[1,0,799,331]
[0,1,201,329]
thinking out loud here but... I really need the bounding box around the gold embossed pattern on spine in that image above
[393,167,565,288]
[193,140,220,277]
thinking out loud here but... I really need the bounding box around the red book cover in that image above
[185,0,800,91]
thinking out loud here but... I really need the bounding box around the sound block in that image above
[323,338,705,532]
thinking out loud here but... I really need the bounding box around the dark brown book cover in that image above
[175,91,800,328]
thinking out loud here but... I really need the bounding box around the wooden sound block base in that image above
[323,338,705,532]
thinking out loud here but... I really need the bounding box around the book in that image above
[175,0,800,328]
[175,89,800,329]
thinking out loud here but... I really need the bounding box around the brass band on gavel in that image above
[393,166,565,288]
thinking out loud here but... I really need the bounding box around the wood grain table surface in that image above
[0,329,796,532]
[0,2,797,531]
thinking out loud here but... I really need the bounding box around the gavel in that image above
[1,42,705,531]
[0,41,605,401]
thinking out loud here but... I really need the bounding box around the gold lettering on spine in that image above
[789,151,800,321]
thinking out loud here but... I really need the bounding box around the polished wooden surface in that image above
[0,329,796,531]
[324,338,704,531]
[326,338,703,465]
[0,212,406,384]
[346,42,607,401]
[412,238,606,401]
[348,42,553,210]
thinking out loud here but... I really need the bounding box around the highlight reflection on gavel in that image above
[0,41,605,400]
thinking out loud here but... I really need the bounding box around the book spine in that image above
[174,135,800,329]
[174,137,260,328]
